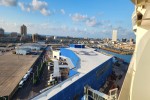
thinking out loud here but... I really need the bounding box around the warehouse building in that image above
[16,48,31,55]
[15,43,44,55]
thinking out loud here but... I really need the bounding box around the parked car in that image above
[27,68,33,76]
[19,80,24,88]
[23,74,29,81]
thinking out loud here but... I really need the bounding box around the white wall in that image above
[52,51,60,59]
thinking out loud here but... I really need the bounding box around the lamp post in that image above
[36,65,39,76]
[30,72,35,97]
[30,72,35,84]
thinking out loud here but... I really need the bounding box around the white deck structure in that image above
[32,47,112,100]
[52,56,75,77]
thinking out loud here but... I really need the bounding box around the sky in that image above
[0,0,135,39]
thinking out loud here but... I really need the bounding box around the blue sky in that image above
[0,0,135,39]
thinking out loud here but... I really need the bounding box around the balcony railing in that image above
[131,0,149,5]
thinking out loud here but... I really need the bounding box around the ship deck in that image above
[32,47,112,100]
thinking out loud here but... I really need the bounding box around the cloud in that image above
[70,13,102,27]
[0,0,62,16]
[40,8,51,16]
[85,17,102,27]
[18,2,32,12]
[71,13,87,22]
[0,0,17,6]
[31,0,51,16]
[18,0,51,16]
[32,0,47,10]
[60,9,65,14]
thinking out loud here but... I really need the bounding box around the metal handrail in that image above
[131,0,150,4]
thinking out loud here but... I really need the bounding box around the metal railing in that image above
[131,0,150,5]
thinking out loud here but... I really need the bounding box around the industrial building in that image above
[15,43,44,55]
[16,48,31,55]
[32,44,113,100]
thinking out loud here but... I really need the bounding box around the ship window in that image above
[133,29,137,32]
[137,13,143,20]
[142,5,145,9]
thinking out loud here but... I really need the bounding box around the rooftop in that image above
[32,47,112,100]
[68,47,112,73]
[0,51,39,97]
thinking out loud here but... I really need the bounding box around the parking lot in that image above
[11,61,49,99]
[12,47,53,99]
